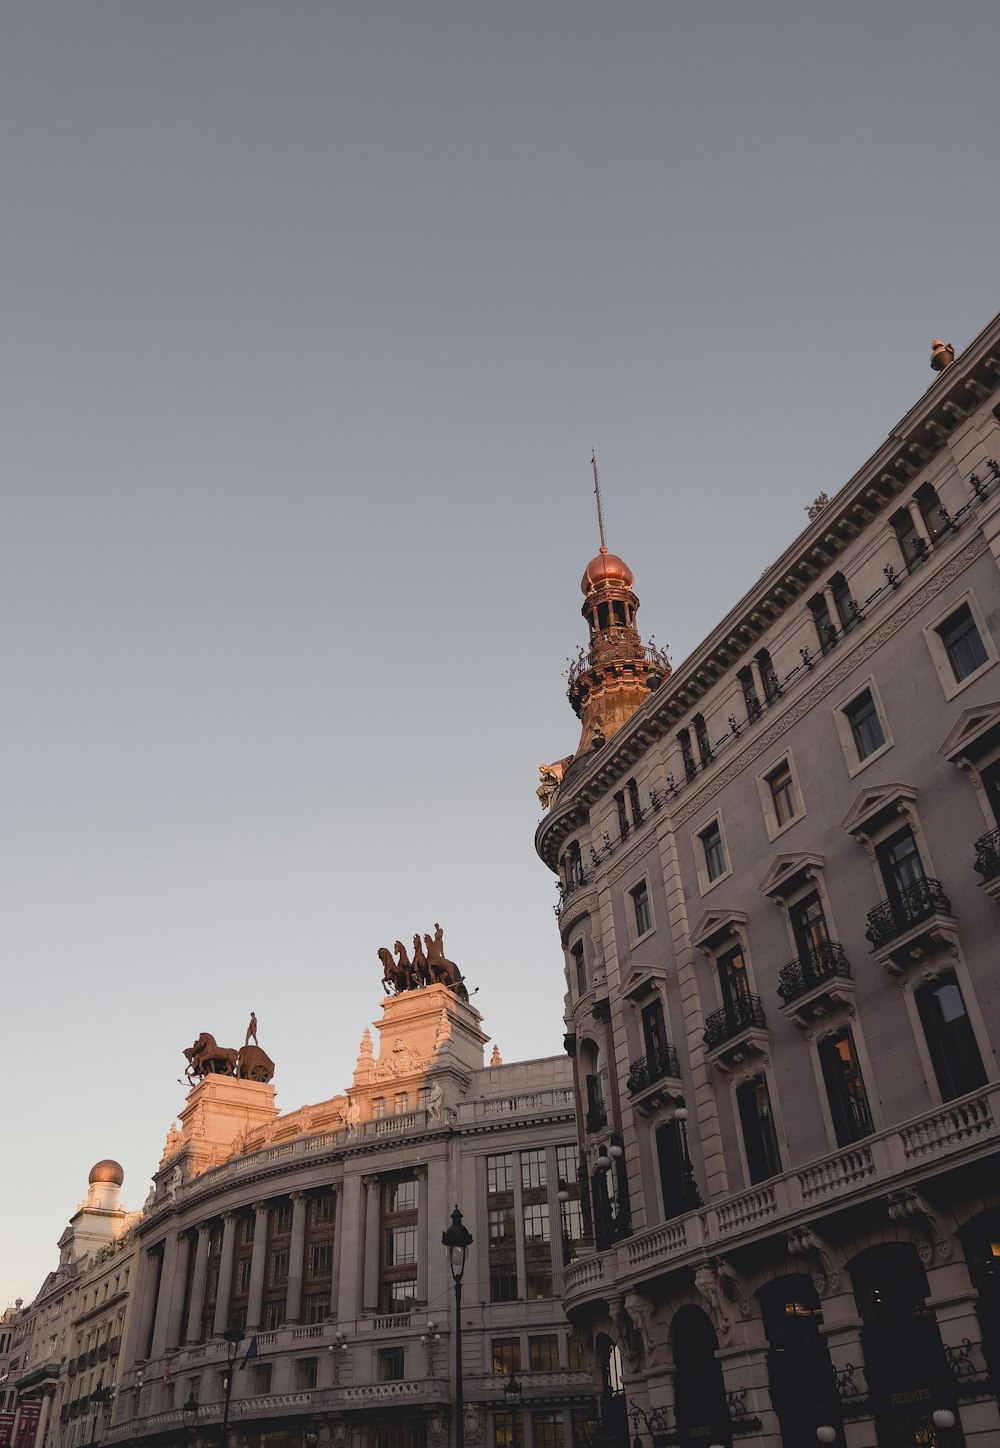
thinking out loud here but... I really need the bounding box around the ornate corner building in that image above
[536,315,1000,1448]
[3,959,601,1448]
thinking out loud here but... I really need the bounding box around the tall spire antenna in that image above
[592,451,608,555]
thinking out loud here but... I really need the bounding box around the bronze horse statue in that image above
[184,1032,239,1081]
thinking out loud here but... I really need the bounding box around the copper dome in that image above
[89,1159,124,1187]
[581,551,634,593]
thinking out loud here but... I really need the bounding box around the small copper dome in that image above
[581,551,634,593]
[89,1160,124,1187]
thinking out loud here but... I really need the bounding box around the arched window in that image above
[959,1209,1000,1387]
[850,1244,961,1445]
[758,1275,841,1445]
[914,973,986,1101]
[670,1306,728,1448]
[595,1334,627,1448]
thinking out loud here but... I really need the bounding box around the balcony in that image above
[703,995,768,1074]
[974,827,1000,902]
[864,878,958,973]
[626,1044,681,1115]
[777,942,854,1029]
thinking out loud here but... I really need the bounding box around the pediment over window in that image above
[840,782,917,840]
[620,964,668,1001]
[939,700,1000,763]
[758,852,825,902]
[690,907,747,951]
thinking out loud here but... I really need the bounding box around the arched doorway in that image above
[958,1209,1000,1390]
[758,1274,842,1446]
[850,1243,963,1446]
[670,1305,729,1447]
[595,1334,628,1448]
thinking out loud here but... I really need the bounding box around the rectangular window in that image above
[250,1362,272,1394]
[757,648,780,705]
[916,974,987,1101]
[627,778,643,826]
[492,1338,522,1375]
[831,572,860,633]
[567,841,584,886]
[372,1097,386,1119]
[490,1262,518,1303]
[295,1358,317,1390]
[377,1347,405,1383]
[384,1180,416,1213]
[818,1029,873,1146]
[270,1203,292,1236]
[678,728,697,782]
[876,827,925,916]
[269,1248,289,1287]
[846,689,885,761]
[494,1413,525,1448]
[310,1194,335,1227]
[789,893,829,962]
[520,1149,547,1190]
[522,1203,550,1245]
[767,762,796,826]
[738,665,761,718]
[939,604,988,682]
[630,879,652,936]
[571,941,587,997]
[487,1154,514,1194]
[893,507,927,571]
[380,1279,416,1313]
[239,1216,255,1246]
[641,997,668,1060]
[700,821,726,882]
[308,1241,334,1279]
[809,595,837,654]
[263,1299,283,1330]
[385,1226,417,1266]
[528,1335,560,1371]
[736,1076,782,1184]
[718,945,751,1013]
[489,1206,514,1244]
[236,1260,252,1294]
[303,1292,327,1325]
[614,790,630,840]
[532,1413,564,1448]
[525,1265,553,1300]
[693,713,713,766]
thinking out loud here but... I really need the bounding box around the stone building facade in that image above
[2,1165,139,1448]
[100,981,596,1448]
[536,314,1000,1447]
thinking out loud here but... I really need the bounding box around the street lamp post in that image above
[557,1180,572,1266]
[219,1321,245,1448]
[673,1100,703,1209]
[442,1206,473,1448]
[88,1382,113,1447]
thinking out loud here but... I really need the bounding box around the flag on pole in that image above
[238,1336,259,1371]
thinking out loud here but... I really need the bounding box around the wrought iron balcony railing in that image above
[974,827,1000,883]
[584,1101,608,1134]
[777,941,852,1004]
[626,1043,680,1094]
[703,994,767,1049]
[865,877,953,949]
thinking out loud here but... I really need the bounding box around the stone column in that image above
[415,1167,428,1304]
[245,1202,271,1330]
[133,1244,164,1361]
[34,1391,53,1448]
[164,1231,192,1350]
[185,1225,211,1344]
[150,1226,180,1357]
[907,498,933,546]
[284,1193,309,1325]
[329,1186,343,1317]
[212,1213,238,1336]
[362,1176,381,1311]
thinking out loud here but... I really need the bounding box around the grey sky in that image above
[3,2,998,1300]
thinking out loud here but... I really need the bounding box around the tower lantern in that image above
[567,457,670,754]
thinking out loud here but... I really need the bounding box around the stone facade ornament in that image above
[537,756,572,809]
[623,1291,658,1365]
[886,1188,952,1263]
[607,1297,641,1370]
[462,1404,483,1445]
[786,1224,840,1295]
[374,1038,424,1079]
[930,339,955,371]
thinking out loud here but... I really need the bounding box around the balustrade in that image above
[865,877,952,948]
[974,826,1000,883]
[703,994,766,1049]
[777,941,851,1004]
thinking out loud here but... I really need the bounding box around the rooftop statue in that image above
[184,1027,274,1084]
[378,923,468,1000]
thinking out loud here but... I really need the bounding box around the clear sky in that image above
[2,2,998,1303]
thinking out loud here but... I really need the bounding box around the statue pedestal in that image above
[175,1075,278,1179]
[376,983,488,1075]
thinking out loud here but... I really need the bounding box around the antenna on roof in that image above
[592,451,608,555]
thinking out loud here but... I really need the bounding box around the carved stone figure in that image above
[695,1264,733,1344]
[537,756,572,809]
[412,933,428,977]
[393,940,419,989]
[624,1290,658,1364]
[345,1098,361,1136]
[607,1298,640,1371]
[379,947,404,994]
[160,1123,182,1166]
[245,1012,258,1047]
[425,1081,444,1124]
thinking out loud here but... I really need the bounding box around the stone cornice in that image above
[537,311,1000,870]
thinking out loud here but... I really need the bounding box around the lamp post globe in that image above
[932,1409,956,1430]
[816,1428,837,1445]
